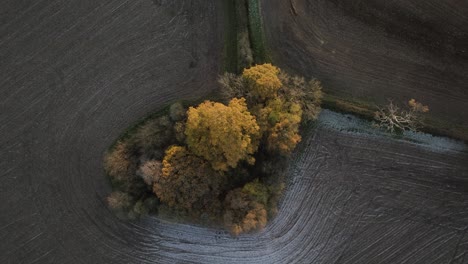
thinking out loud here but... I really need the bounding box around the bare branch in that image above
[374,99,429,133]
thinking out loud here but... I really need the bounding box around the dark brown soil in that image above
[0,0,223,263]
[260,0,468,138]
[1,1,467,263]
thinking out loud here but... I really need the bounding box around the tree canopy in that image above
[104,63,323,234]
[242,63,282,100]
[244,64,309,155]
[153,146,224,212]
[185,98,261,171]
[278,72,323,122]
[223,180,269,235]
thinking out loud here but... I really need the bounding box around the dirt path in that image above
[260,0,468,137]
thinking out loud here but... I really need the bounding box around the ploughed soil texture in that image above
[1,0,467,263]
[261,0,468,138]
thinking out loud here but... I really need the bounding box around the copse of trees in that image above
[236,63,322,156]
[104,64,323,235]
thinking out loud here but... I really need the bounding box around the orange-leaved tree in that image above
[185,98,261,171]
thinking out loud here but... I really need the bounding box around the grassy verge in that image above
[322,94,376,121]
[246,0,269,63]
[226,0,467,143]
[222,0,238,73]
[420,116,468,143]
[322,94,468,143]
[223,0,270,72]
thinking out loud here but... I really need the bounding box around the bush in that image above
[132,200,149,216]
[107,191,133,211]
[169,102,186,122]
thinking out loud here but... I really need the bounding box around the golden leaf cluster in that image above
[185,98,260,171]
[242,63,282,100]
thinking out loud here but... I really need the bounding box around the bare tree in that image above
[374,99,429,133]
[218,73,247,102]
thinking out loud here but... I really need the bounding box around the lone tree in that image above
[185,98,261,171]
[374,99,429,132]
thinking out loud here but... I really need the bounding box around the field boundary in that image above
[225,1,468,143]
[246,0,268,63]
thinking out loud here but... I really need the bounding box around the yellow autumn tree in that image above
[185,98,260,171]
[243,63,282,101]
[253,97,302,155]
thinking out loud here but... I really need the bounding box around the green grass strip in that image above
[246,0,268,63]
[222,0,238,73]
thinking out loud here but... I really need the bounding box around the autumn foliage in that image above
[243,64,321,155]
[104,64,323,234]
[242,63,282,100]
[255,97,303,155]
[185,98,260,171]
[104,142,135,183]
[223,180,269,235]
[153,145,224,212]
